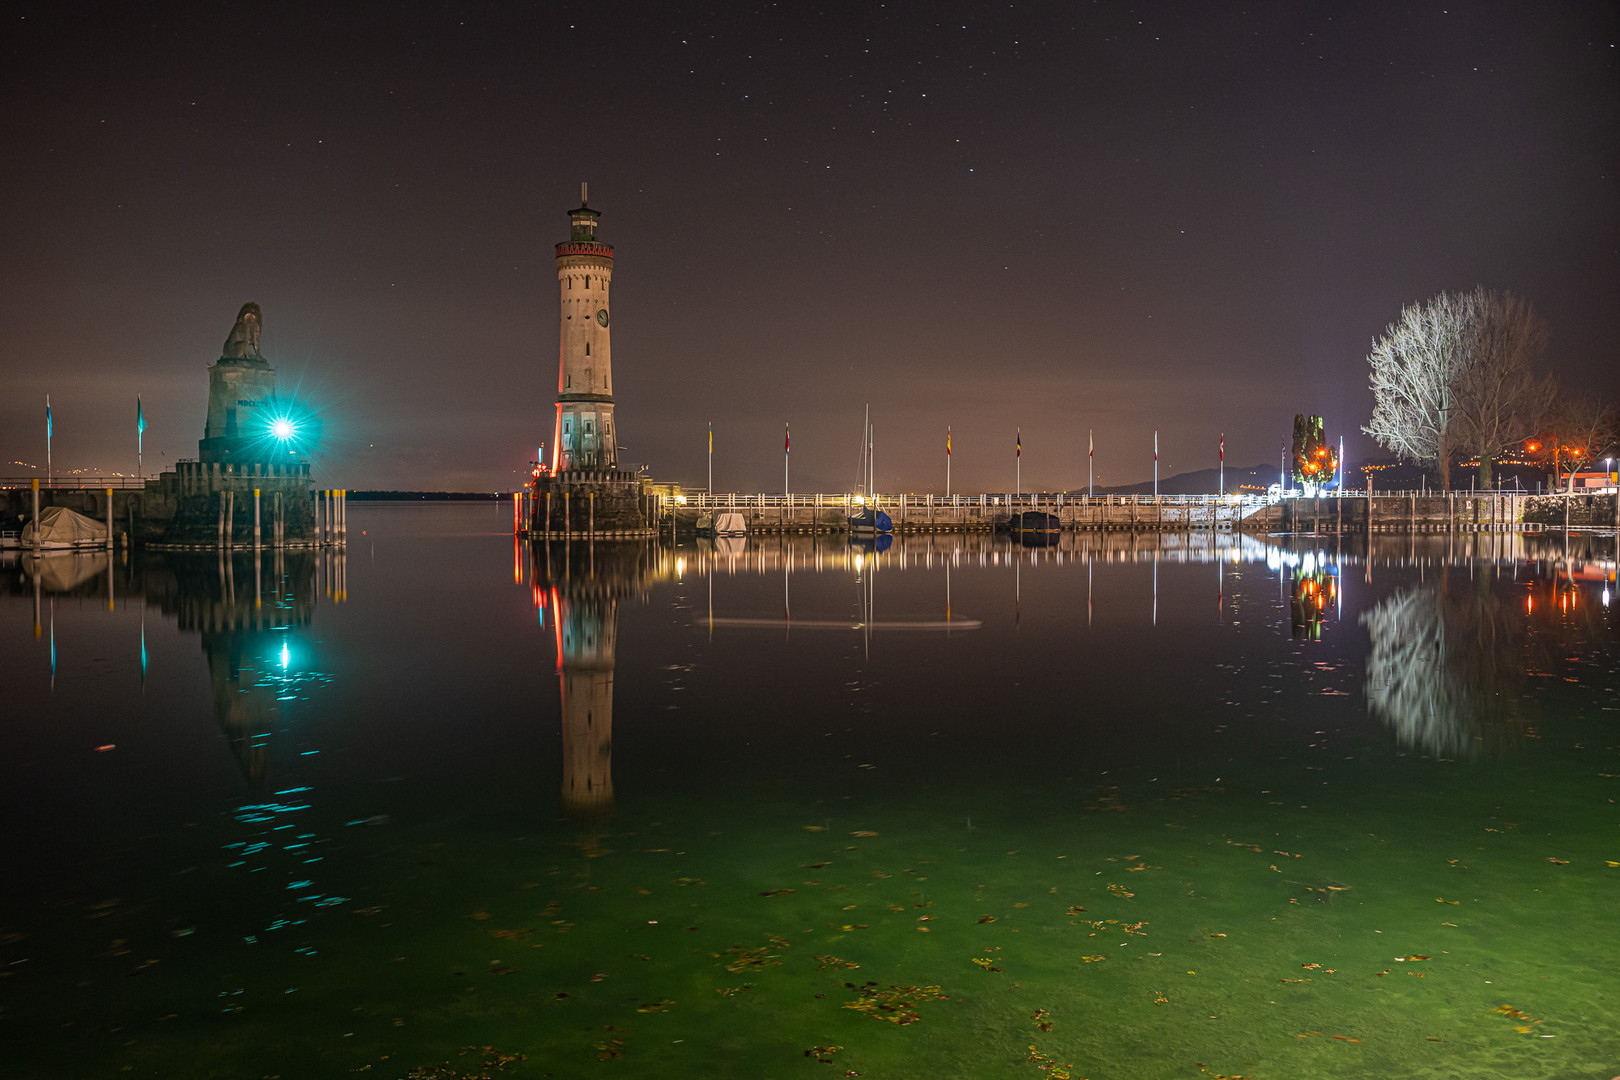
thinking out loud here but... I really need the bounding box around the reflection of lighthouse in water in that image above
[535,540,661,822]
[557,585,617,819]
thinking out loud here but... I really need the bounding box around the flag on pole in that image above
[1219,433,1223,463]
[1154,431,1158,462]
[46,396,52,438]
[785,423,790,454]
[1016,430,1021,458]
[138,396,146,434]
[708,422,712,452]
[1089,430,1093,461]
[946,427,951,456]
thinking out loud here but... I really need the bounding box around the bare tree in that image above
[1362,290,1471,489]
[1363,287,1553,489]
[1450,290,1554,488]
[1541,394,1620,491]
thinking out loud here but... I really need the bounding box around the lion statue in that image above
[221,302,264,360]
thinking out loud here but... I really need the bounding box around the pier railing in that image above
[653,489,1562,534]
[0,477,151,490]
[682,492,1272,511]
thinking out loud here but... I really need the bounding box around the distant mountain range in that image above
[1089,463,1279,497]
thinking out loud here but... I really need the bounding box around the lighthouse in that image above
[530,187,650,537]
[552,187,617,472]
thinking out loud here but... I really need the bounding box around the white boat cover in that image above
[714,512,747,535]
[20,506,110,548]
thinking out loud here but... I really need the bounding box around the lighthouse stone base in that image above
[531,469,653,537]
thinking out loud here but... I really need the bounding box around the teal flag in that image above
[137,396,146,434]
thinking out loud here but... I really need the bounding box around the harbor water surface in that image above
[2,503,1616,1079]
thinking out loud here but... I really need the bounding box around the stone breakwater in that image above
[1521,493,1617,529]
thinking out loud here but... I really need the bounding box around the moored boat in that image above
[847,507,893,534]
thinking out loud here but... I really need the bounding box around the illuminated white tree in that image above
[1362,291,1471,489]
[1363,287,1553,489]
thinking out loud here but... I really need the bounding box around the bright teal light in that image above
[271,418,297,440]
[279,642,291,670]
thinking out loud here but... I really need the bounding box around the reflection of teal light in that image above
[279,642,291,670]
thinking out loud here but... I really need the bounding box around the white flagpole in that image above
[1088,428,1093,497]
[1153,430,1158,499]
[707,420,712,496]
[46,395,53,485]
[946,426,951,497]
[1219,432,1224,497]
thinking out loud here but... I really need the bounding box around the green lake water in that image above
[2,504,1616,1078]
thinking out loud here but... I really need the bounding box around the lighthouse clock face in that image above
[596,308,609,326]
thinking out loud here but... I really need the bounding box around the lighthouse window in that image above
[585,422,593,433]
[585,342,590,356]
[566,375,571,388]
[584,275,590,288]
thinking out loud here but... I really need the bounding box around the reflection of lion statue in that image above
[222,302,264,359]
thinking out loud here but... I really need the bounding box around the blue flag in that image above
[137,396,146,434]
[46,396,52,438]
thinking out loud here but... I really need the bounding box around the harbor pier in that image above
[559,489,1589,537]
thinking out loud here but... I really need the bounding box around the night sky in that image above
[3,2,1616,494]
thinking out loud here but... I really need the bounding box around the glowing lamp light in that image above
[271,418,297,440]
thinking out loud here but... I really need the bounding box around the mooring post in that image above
[589,491,595,538]
[105,488,114,549]
[564,491,571,539]
[254,489,262,549]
